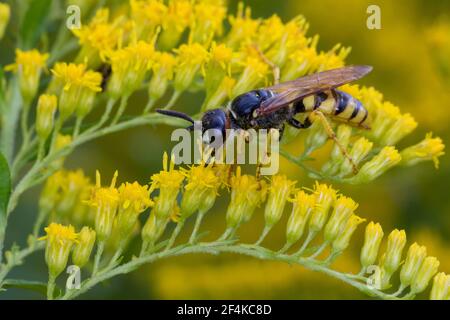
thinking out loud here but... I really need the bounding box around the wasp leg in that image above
[252,44,280,85]
[311,110,358,174]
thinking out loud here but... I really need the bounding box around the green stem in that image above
[46,274,56,300]
[308,241,329,259]
[92,241,105,276]
[73,117,83,138]
[189,211,206,244]
[165,221,185,250]
[294,231,317,257]
[143,98,155,114]
[254,226,272,246]
[111,96,129,125]
[165,90,181,109]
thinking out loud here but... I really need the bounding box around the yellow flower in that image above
[72,9,123,67]
[189,1,226,45]
[360,221,384,269]
[173,43,209,93]
[286,190,315,245]
[430,272,450,300]
[309,183,337,233]
[51,62,102,121]
[39,171,66,216]
[331,215,365,253]
[226,3,259,48]
[382,229,407,275]
[180,163,221,220]
[264,175,295,228]
[350,146,401,184]
[381,113,418,146]
[55,169,91,219]
[85,170,120,241]
[130,0,167,41]
[400,132,445,169]
[35,94,57,142]
[226,167,265,228]
[232,52,269,97]
[324,196,358,242]
[202,76,236,111]
[339,137,373,178]
[255,15,285,52]
[115,182,153,243]
[0,2,10,40]
[400,243,427,289]
[150,152,184,220]
[52,134,73,168]
[158,0,192,50]
[107,40,156,98]
[411,256,440,295]
[72,226,96,268]
[5,49,49,101]
[148,52,177,102]
[39,223,78,278]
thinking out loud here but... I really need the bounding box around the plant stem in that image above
[143,98,155,114]
[165,90,181,109]
[92,241,105,276]
[165,221,185,250]
[46,274,56,300]
[294,231,317,256]
[73,117,83,138]
[111,95,129,125]
[189,211,206,244]
[254,226,272,246]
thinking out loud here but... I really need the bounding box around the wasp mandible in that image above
[157,65,373,173]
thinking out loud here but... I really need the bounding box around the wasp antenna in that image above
[156,109,195,124]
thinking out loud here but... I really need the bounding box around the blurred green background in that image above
[3,0,450,299]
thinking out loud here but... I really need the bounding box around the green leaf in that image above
[20,0,52,49]
[2,279,48,296]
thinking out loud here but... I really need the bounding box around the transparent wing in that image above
[256,65,372,116]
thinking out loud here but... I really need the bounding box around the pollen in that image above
[51,62,102,92]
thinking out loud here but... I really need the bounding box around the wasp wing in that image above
[256,65,372,116]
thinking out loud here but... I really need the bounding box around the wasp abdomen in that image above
[333,90,369,128]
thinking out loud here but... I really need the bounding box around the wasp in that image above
[157,65,372,173]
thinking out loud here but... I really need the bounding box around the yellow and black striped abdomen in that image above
[294,90,370,129]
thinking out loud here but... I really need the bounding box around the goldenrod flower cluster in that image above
[38,153,449,300]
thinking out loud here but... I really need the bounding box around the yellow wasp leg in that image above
[252,44,280,85]
[311,110,359,174]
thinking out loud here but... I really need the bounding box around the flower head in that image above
[36,94,57,142]
[130,0,167,41]
[173,43,209,93]
[5,49,48,101]
[158,0,192,50]
[360,221,384,268]
[148,52,177,102]
[51,62,102,121]
[264,175,295,228]
[324,196,358,242]
[430,272,450,300]
[232,51,269,97]
[400,243,427,288]
[226,3,259,48]
[286,190,315,245]
[180,163,222,220]
[411,256,440,294]
[39,223,78,278]
[309,183,337,232]
[400,133,445,169]
[150,153,184,220]
[107,40,157,98]
[85,171,120,241]
[331,214,365,253]
[189,1,226,45]
[72,226,96,268]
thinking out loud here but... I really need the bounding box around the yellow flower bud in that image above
[430,272,450,300]
[232,54,269,97]
[116,182,153,243]
[72,226,96,268]
[85,171,120,241]
[309,183,337,232]
[350,146,401,184]
[36,94,57,142]
[339,137,373,177]
[360,221,384,268]
[303,120,329,155]
[148,52,177,102]
[39,223,78,278]
[0,3,10,40]
[264,175,295,228]
[158,0,192,50]
[51,134,73,168]
[150,153,184,220]
[324,196,358,242]
[55,170,90,219]
[411,256,440,294]
[400,243,427,288]
[286,191,315,245]
[323,125,352,171]
[141,213,168,245]
[226,167,263,228]
[400,133,445,169]
[226,3,259,48]
[331,215,365,253]
[380,113,417,146]
[382,229,407,275]
[189,2,226,45]
[5,49,49,101]
[39,171,65,216]
[173,43,209,93]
